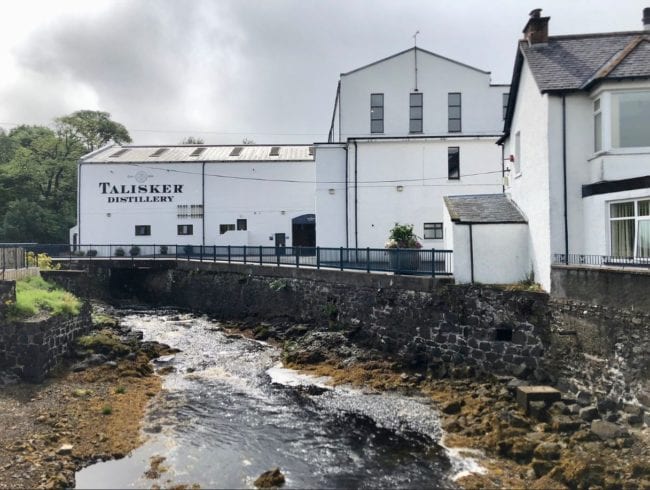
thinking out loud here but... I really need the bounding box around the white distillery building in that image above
[315,46,510,249]
[495,8,650,291]
[70,145,316,251]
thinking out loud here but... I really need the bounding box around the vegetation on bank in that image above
[8,275,81,319]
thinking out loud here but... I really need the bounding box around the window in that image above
[409,93,423,133]
[448,147,460,179]
[150,148,168,157]
[610,199,649,258]
[109,149,129,158]
[514,131,521,175]
[135,225,151,236]
[269,146,280,156]
[448,92,461,132]
[190,147,206,157]
[502,93,510,120]
[370,93,384,133]
[177,224,193,235]
[424,222,443,239]
[594,98,602,152]
[237,219,247,231]
[177,204,203,218]
[220,224,235,235]
[612,91,650,148]
[230,147,243,156]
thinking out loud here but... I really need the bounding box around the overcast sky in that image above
[0,0,646,145]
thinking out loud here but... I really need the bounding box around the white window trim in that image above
[608,197,650,258]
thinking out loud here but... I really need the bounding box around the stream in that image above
[75,310,483,489]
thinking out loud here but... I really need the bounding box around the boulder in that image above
[441,400,462,415]
[530,459,556,478]
[590,420,628,440]
[596,398,618,415]
[254,468,285,488]
[533,442,562,461]
[510,439,537,463]
[56,444,73,455]
[551,415,581,433]
[578,406,599,422]
[575,391,592,407]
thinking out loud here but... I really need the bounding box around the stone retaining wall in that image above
[0,302,93,382]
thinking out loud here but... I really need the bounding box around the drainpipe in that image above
[562,95,568,264]
[344,145,349,248]
[501,144,505,193]
[469,223,475,283]
[202,161,206,247]
[354,141,358,248]
[77,161,82,245]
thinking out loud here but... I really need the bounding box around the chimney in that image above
[523,8,550,45]
[643,7,650,30]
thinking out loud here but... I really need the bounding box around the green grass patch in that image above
[101,405,113,415]
[9,276,81,319]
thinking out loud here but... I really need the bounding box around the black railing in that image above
[16,244,454,277]
[553,253,650,268]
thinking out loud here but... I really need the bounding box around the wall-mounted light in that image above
[328,188,335,195]
[106,213,111,217]
[396,185,404,192]
[281,210,286,215]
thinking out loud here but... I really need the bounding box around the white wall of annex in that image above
[503,62,551,290]
[203,160,315,246]
[348,139,503,249]
[315,144,347,248]
[77,162,203,246]
[339,49,508,139]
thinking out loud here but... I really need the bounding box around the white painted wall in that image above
[315,144,348,247]
[339,48,508,140]
[347,138,503,249]
[503,62,551,290]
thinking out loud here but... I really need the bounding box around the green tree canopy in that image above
[56,110,132,152]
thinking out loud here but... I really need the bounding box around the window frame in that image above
[219,224,236,235]
[448,92,461,133]
[594,98,602,152]
[609,198,650,258]
[447,147,460,180]
[423,222,443,240]
[502,93,510,120]
[370,93,384,134]
[134,225,151,236]
[236,219,247,231]
[177,224,194,236]
[409,92,423,134]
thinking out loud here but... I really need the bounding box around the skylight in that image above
[230,147,243,156]
[109,149,129,158]
[150,148,169,157]
[190,147,206,157]
[270,146,280,156]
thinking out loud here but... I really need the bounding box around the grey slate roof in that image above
[520,32,650,92]
[443,194,527,224]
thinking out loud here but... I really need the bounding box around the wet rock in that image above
[529,401,548,422]
[104,361,118,368]
[579,406,599,422]
[551,415,581,433]
[153,354,175,364]
[254,467,285,488]
[500,410,530,429]
[575,391,592,407]
[590,420,628,440]
[622,404,642,416]
[510,439,537,463]
[55,444,73,455]
[596,398,617,415]
[533,442,561,460]
[530,459,555,478]
[441,400,462,415]
[624,413,642,426]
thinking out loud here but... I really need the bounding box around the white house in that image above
[70,144,316,252]
[496,8,650,291]
[315,47,509,249]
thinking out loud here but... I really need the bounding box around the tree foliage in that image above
[181,136,204,144]
[0,111,131,243]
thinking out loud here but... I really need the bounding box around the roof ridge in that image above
[548,30,647,40]
[581,35,647,89]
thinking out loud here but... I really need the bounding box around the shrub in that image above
[115,386,126,394]
[114,247,125,257]
[385,223,422,249]
[102,405,113,415]
[26,252,60,270]
[159,245,168,255]
[129,246,141,257]
[87,249,98,257]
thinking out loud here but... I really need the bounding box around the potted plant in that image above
[129,246,141,257]
[385,223,422,273]
[159,245,168,255]
[114,247,125,257]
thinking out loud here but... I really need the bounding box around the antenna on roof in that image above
[413,30,420,92]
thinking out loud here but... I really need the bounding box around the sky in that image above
[0,0,646,145]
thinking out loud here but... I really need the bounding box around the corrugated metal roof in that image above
[444,194,528,224]
[82,145,315,163]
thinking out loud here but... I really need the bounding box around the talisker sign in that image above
[99,182,184,203]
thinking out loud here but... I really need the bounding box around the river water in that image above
[76,310,483,489]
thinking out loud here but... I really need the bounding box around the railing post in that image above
[296,247,300,268]
[366,247,370,273]
[316,247,320,269]
[276,247,280,267]
[259,245,263,266]
[213,246,216,263]
[431,248,436,278]
[244,245,247,264]
[396,248,401,275]
[228,245,231,263]
[200,246,203,263]
[339,247,344,271]
[153,244,156,261]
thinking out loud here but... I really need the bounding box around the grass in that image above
[102,405,113,415]
[8,276,81,319]
[115,386,126,394]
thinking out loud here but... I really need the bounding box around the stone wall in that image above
[551,265,650,313]
[0,302,92,382]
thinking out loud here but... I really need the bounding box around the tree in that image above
[55,110,131,152]
[181,136,204,144]
[242,138,255,145]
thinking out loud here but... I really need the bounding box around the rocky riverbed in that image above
[233,320,650,489]
[0,307,176,489]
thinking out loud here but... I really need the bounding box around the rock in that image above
[56,444,73,455]
[533,442,562,460]
[549,401,569,415]
[623,404,642,416]
[579,406,599,422]
[441,400,462,415]
[590,420,628,440]
[576,390,592,407]
[506,378,528,394]
[567,404,581,415]
[153,354,175,364]
[531,459,556,478]
[605,412,620,423]
[624,413,642,426]
[512,363,532,379]
[186,367,196,373]
[500,410,530,429]
[510,439,537,463]
[87,353,108,365]
[104,361,118,368]
[644,412,650,427]
[529,401,548,422]
[596,398,618,415]
[71,362,88,372]
[551,415,581,433]
[254,467,285,488]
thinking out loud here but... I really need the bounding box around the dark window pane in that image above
[448,147,460,179]
[448,93,461,106]
[410,93,422,105]
[409,120,422,133]
[371,107,383,119]
[448,106,461,119]
[237,219,247,231]
[448,119,461,132]
[371,120,384,133]
[371,93,383,106]
[410,107,423,119]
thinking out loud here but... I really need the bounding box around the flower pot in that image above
[388,249,421,274]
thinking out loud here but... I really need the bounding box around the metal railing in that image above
[19,244,453,277]
[553,253,650,268]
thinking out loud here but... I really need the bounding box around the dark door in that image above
[291,214,316,247]
[275,233,286,255]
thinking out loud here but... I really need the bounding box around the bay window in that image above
[611,91,650,148]
[610,198,650,258]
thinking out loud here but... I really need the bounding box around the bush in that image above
[159,245,168,255]
[26,252,60,270]
[129,246,141,257]
[87,249,98,257]
[385,223,422,249]
[114,247,125,257]
[102,405,113,415]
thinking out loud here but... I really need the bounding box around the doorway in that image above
[291,214,316,247]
